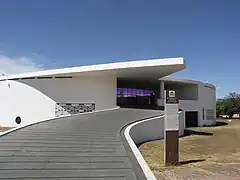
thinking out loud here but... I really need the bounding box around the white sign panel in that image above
[164,90,179,131]
[165,104,178,115]
[165,114,179,130]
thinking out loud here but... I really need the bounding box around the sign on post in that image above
[164,90,179,166]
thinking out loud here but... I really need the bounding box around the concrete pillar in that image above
[160,80,165,99]
[157,80,165,106]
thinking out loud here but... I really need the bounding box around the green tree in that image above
[216,98,225,117]
[228,92,240,118]
[216,92,240,118]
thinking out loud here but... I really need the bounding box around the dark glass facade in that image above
[116,88,154,97]
[116,88,156,108]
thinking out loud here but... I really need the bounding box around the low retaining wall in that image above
[125,111,185,180]
[129,111,185,146]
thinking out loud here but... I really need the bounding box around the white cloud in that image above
[0,55,43,75]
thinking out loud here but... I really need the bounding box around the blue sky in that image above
[0,0,239,97]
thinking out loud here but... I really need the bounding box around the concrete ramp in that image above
[0,108,163,180]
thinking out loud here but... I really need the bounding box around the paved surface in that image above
[0,108,162,180]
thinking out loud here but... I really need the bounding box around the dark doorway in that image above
[185,111,198,127]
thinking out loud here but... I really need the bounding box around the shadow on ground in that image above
[137,129,213,147]
[137,120,228,147]
[214,121,228,126]
[203,121,228,127]
[164,159,206,167]
[178,159,205,166]
[183,129,213,137]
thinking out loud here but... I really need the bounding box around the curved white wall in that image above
[199,83,216,126]
[0,80,56,127]
[176,81,216,127]
[129,111,185,145]
[0,76,117,127]
[125,112,185,180]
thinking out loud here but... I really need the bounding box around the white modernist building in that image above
[0,57,216,127]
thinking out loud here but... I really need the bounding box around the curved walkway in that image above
[0,108,163,180]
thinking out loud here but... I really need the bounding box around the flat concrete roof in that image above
[161,76,216,90]
[0,108,162,180]
[0,57,185,80]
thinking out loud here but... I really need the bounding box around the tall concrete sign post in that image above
[164,90,179,166]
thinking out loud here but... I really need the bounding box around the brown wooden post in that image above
[164,90,179,166]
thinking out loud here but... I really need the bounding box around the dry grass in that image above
[0,126,13,131]
[139,119,240,179]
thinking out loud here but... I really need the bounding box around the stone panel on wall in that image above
[55,103,95,117]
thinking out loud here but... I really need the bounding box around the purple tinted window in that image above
[117,88,121,97]
[137,89,140,96]
[123,89,127,97]
[147,90,152,96]
[132,89,136,97]
[144,89,147,96]
[116,88,154,97]
[127,89,130,97]
[129,88,133,97]
[136,89,139,96]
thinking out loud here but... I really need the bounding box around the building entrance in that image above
[117,79,159,109]
[185,111,198,127]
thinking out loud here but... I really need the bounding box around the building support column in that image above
[158,80,165,106]
[160,81,165,99]
[157,81,164,106]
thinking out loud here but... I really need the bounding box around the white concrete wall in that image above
[158,79,216,127]
[178,83,216,126]
[0,76,117,127]
[0,75,215,128]
[178,85,198,100]
[19,76,117,111]
[129,111,185,145]
[0,80,56,127]
[198,83,216,126]
[179,100,201,125]
[179,111,185,134]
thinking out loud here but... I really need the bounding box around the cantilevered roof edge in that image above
[0,57,185,80]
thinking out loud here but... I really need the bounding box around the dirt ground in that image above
[0,126,13,131]
[139,119,240,180]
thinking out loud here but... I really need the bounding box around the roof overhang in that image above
[0,57,186,80]
[161,76,216,90]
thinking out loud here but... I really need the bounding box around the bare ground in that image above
[0,126,13,131]
[139,119,240,180]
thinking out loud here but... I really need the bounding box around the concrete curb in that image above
[124,115,164,180]
[0,107,120,137]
